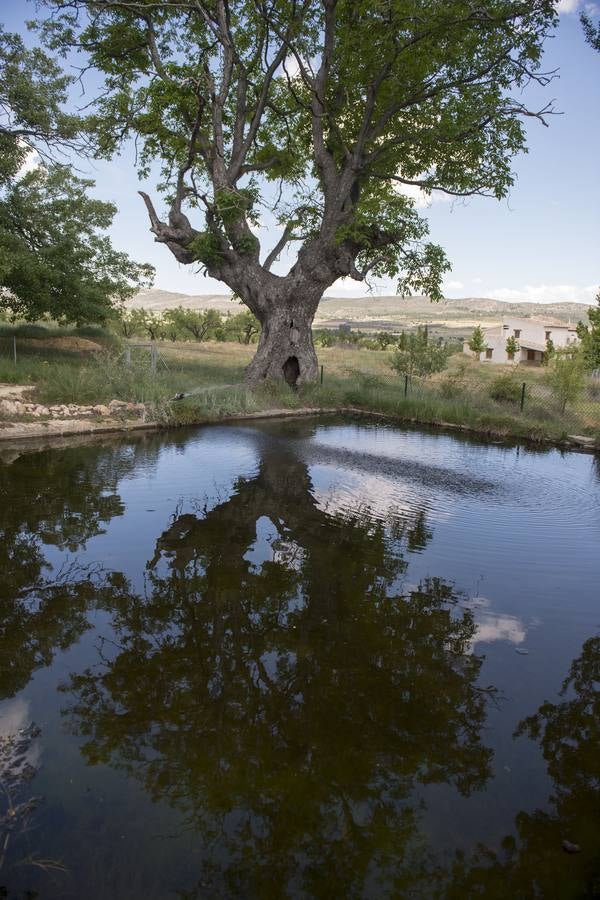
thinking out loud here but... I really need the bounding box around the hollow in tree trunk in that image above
[244,305,319,387]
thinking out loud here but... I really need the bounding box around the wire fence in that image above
[344,367,600,433]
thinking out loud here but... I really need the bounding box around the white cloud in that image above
[443,279,464,291]
[394,180,452,209]
[325,277,389,296]
[556,0,581,12]
[488,283,597,303]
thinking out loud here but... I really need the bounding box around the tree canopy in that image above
[0,23,152,323]
[0,24,84,181]
[36,0,558,380]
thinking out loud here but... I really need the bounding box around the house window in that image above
[545,331,551,340]
[514,329,521,338]
[485,348,493,359]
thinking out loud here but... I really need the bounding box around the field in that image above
[1,325,599,446]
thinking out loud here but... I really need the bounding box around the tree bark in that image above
[244,302,319,387]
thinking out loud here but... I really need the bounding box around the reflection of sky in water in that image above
[309,461,452,527]
[3,419,600,896]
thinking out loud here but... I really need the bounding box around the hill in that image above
[128,289,589,334]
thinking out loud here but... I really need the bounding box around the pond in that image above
[1,417,599,899]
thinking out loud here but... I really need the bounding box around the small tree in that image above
[505,335,519,362]
[224,311,261,344]
[169,307,222,342]
[543,337,555,366]
[162,309,182,342]
[140,311,163,342]
[576,290,600,371]
[117,308,147,339]
[544,356,586,414]
[391,328,450,379]
[468,326,487,361]
[375,332,396,351]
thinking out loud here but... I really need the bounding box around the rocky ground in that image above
[0,384,151,441]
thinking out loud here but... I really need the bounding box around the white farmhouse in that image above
[463,316,578,365]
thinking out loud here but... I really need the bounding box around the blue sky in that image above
[5,2,600,302]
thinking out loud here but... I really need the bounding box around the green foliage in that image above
[505,335,519,361]
[576,291,600,371]
[0,25,82,182]
[0,167,153,323]
[544,337,555,365]
[188,232,225,268]
[220,311,261,344]
[35,0,558,303]
[581,10,600,51]
[115,308,147,339]
[544,356,586,413]
[163,307,222,342]
[0,24,152,324]
[468,326,487,360]
[313,330,336,348]
[390,327,450,378]
[488,373,522,404]
[374,331,397,350]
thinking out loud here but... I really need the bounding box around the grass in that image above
[0,327,598,444]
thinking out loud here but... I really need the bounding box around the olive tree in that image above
[40,0,557,382]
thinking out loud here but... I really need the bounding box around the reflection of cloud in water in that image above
[0,697,41,769]
[310,464,452,526]
[463,598,526,651]
[471,614,526,650]
[304,435,500,500]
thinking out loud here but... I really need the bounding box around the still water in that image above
[0,417,599,899]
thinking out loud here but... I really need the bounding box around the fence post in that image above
[13,335,17,365]
[404,374,409,398]
[320,364,324,385]
[520,382,526,412]
[150,341,157,373]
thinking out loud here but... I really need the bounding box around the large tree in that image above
[40,0,557,382]
[0,24,152,323]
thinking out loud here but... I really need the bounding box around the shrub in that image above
[544,357,586,413]
[488,374,522,404]
[439,374,465,399]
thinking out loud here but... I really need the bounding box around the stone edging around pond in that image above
[0,403,598,455]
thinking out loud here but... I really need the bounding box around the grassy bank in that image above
[1,330,599,444]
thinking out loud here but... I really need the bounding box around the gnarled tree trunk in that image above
[244,305,318,387]
[242,281,324,387]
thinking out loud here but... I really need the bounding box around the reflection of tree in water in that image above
[447,635,600,900]
[63,438,493,898]
[0,439,156,699]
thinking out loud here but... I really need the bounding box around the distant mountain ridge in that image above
[129,289,590,328]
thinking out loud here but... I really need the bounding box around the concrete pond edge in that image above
[0,404,598,455]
